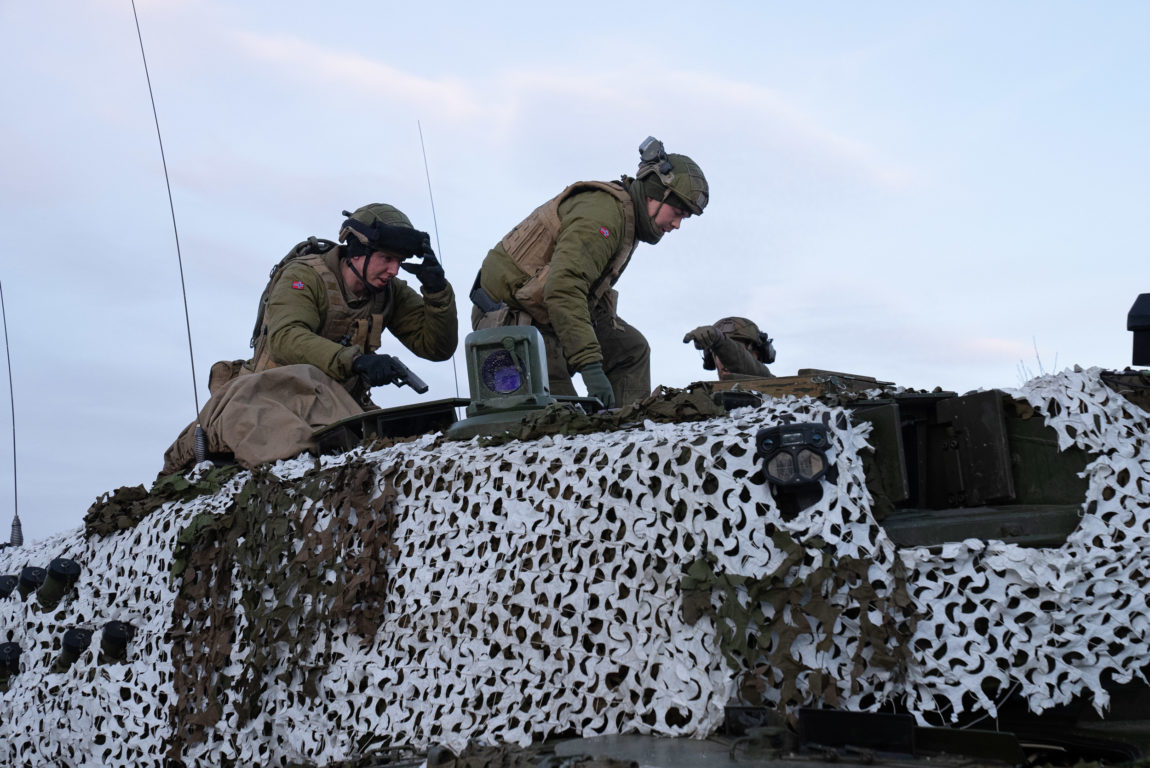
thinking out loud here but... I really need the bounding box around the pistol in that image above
[389,357,429,394]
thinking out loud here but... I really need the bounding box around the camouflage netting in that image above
[0,366,1147,766]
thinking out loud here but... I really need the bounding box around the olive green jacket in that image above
[256,247,457,383]
[478,188,634,371]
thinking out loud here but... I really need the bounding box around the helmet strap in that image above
[647,192,679,224]
[343,242,380,295]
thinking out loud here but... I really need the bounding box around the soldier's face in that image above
[361,251,402,290]
[647,198,691,234]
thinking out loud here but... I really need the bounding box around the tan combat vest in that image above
[246,243,391,378]
[501,180,636,326]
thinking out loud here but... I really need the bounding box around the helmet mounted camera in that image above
[638,136,673,179]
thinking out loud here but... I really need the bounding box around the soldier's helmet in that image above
[715,317,763,347]
[714,317,775,363]
[338,203,414,247]
[636,137,709,215]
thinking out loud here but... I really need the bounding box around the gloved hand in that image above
[400,236,447,292]
[580,362,615,409]
[683,325,721,350]
[352,353,403,386]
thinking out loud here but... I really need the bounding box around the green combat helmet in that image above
[704,317,776,370]
[338,203,415,247]
[337,203,431,295]
[636,136,709,215]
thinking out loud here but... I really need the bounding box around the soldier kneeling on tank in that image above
[684,316,776,380]
[160,203,457,475]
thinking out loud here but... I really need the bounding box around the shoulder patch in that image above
[291,280,306,290]
[599,227,610,239]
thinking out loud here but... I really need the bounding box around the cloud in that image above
[673,71,916,189]
[223,27,911,194]
[230,30,483,122]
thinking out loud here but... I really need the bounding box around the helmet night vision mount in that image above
[338,205,427,259]
[637,136,674,186]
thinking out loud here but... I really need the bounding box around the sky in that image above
[1,1,1147,545]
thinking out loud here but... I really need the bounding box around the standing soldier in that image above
[683,317,776,380]
[470,137,708,409]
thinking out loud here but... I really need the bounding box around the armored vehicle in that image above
[0,302,1148,768]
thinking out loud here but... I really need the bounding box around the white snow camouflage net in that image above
[0,366,1146,767]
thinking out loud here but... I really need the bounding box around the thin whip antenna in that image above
[1,281,22,546]
[418,121,461,399]
[132,0,201,419]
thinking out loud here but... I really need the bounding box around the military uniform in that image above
[473,181,653,406]
[684,316,775,380]
[162,203,457,475]
[710,335,773,379]
[248,243,457,406]
[472,139,708,409]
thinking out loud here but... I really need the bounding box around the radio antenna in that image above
[1,282,22,547]
[131,1,206,460]
[418,121,461,399]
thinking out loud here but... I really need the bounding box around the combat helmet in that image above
[337,203,429,294]
[338,203,422,254]
[635,136,709,215]
[703,317,776,370]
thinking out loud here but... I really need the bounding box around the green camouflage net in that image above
[475,383,726,446]
[681,527,917,715]
[83,465,244,536]
[167,459,398,759]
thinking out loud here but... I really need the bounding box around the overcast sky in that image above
[1,1,1147,545]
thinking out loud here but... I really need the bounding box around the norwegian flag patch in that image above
[291,281,306,290]
[600,227,610,238]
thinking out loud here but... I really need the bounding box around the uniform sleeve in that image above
[544,192,627,371]
[385,277,459,362]
[713,336,773,378]
[264,262,361,380]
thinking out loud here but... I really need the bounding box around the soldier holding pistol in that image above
[161,203,457,474]
[242,203,457,406]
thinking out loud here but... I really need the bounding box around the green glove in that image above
[683,325,720,350]
[579,362,615,409]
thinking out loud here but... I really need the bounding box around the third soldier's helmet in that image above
[636,137,709,215]
[710,317,776,366]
